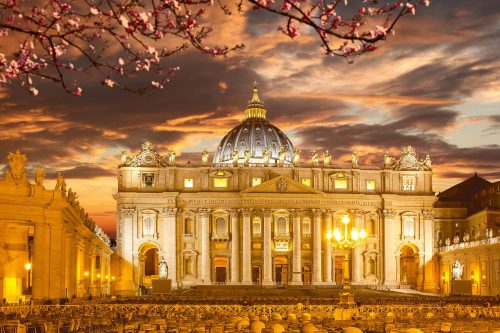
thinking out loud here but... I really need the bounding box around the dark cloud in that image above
[46,165,116,179]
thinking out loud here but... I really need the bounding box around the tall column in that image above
[32,222,50,300]
[422,210,435,292]
[291,210,303,285]
[241,209,252,285]
[230,209,240,284]
[117,208,135,295]
[352,210,364,283]
[324,210,333,283]
[312,209,323,284]
[383,209,398,286]
[198,209,211,284]
[159,208,178,287]
[262,209,273,286]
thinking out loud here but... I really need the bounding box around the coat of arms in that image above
[277,178,287,192]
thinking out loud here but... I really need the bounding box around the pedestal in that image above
[151,279,172,294]
[451,280,472,295]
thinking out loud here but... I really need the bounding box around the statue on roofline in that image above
[292,148,300,166]
[352,151,359,168]
[34,167,45,186]
[323,150,331,166]
[201,148,209,166]
[262,148,270,166]
[311,150,319,166]
[5,150,28,183]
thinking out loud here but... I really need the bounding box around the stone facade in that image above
[0,151,112,303]
[114,86,437,295]
[435,175,500,296]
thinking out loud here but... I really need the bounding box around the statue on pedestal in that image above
[34,167,45,186]
[452,260,464,280]
[263,148,270,166]
[5,150,28,183]
[292,148,300,166]
[383,151,393,168]
[232,148,239,166]
[167,148,176,166]
[352,151,359,168]
[278,146,286,166]
[311,150,319,166]
[323,150,331,166]
[121,150,128,165]
[159,257,168,279]
[201,148,209,166]
[244,148,251,165]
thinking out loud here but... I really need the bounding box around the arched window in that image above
[276,216,287,235]
[143,216,154,235]
[368,258,376,275]
[302,217,311,236]
[252,217,261,237]
[215,217,226,235]
[185,218,194,235]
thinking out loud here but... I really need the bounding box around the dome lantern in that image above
[243,81,267,120]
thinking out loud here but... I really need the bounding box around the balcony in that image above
[211,233,231,241]
[438,236,499,253]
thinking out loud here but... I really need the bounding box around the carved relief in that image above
[4,150,28,183]
[123,141,167,167]
[392,145,432,171]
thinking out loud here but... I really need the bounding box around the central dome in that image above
[213,84,295,166]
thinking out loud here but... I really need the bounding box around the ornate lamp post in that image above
[326,215,367,250]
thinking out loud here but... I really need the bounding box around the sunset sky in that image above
[0,0,499,238]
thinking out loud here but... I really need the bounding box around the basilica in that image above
[114,85,437,294]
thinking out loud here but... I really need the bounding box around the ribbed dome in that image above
[213,84,295,166]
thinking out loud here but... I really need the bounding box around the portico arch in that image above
[399,243,419,287]
[138,242,160,289]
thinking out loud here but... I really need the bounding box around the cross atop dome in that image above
[244,82,267,120]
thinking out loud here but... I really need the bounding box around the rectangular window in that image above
[252,218,262,237]
[402,175,415,191]
[403,216,415,238]
[366,180,376,190]
[213,178,228,188]
[252,177,262,187]
[184,178,194,188]
[334,179,348,189]
[301,178,311,187]
[142,173,155,188]
[95,256,101,269]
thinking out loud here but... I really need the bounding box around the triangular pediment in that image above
[241,176,324,195]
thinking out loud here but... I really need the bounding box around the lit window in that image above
[276,216,287,235]
[252,177,262,187]
[252,217,261,237]
[402,175,415,191]
[366,180,375,190]
[213,178,228,188]
[302,217,311,235]
[334,179,348,189]
[403,216,415,238]
[184,178,194,188]
[301,178,311,187]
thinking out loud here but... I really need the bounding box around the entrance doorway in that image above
[302,265,312,285]
[335,256,345,283]
[274,256,288,285]
[144,247,159,276]
[252,265,261,285]
[400,244,418,287]
[213,256,228,284]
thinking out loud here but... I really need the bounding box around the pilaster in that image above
[324,210,333,284]
[291,210,302,285]
[262,209,273,286]
[241,209,252,285]
[312,209,323,284]
[198,208,211,284]
[382,209,398,285]
[230,209,240,284]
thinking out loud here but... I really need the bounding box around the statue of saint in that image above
[423,154,432,170]
[159,257,168,279]
[463,232,470,243]
[445,237,450,246]
[262,148,270,166]
[323,150,331,166]
[452,260,464,280]
[383,151,393,168]
[121,150,128,165]
[201,148,209,166]
[311,150,319,166]
[244,148,251,165]
[453,235,460,244]
[232,148,239,166]
[278,146,286,166]
[352,151,359,168]
[167,148,176,166]
[55,172,64,190]
[292,148,300,166]
[34,167,45,186]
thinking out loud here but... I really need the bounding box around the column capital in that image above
[262,208,273,217]
[121,208,136,217]
[325,209,334,217]
[229,209,239,217]
[291,209,301,218]
[381,209,398,218]
[422,210,435,220]
[241,208,252,217]
[312,209,324,218]
[197,208,211,218]
[160,207,177,217]
[349,209,365,218]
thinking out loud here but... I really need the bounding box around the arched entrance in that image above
[144,248,158,276]
[274,255,288,285]
[400,244,418,287]
[138,243,160,294]
[214,256,228,284]
[302,265,312,285]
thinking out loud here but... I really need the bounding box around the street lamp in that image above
[326,215,367,250]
